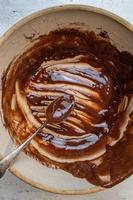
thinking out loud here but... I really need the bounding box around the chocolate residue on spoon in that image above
[46,94,75,124]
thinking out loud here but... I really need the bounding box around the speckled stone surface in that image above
[0,0,133,199]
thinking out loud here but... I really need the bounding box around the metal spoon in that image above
[0,94,75,178]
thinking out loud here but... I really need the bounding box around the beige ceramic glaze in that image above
[0,5,133,195]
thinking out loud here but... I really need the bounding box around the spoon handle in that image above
[0,122,47,178]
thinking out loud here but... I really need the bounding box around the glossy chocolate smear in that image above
[2,29,133,188]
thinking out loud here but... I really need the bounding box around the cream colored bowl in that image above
[0,5,133,195]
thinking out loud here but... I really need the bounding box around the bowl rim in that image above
[0,4,133,46]
[0,4,133,195]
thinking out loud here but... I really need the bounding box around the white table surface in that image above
[0,0,133,199]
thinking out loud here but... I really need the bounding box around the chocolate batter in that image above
[2,28,133,188]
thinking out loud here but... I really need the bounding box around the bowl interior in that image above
[0,5,133,194]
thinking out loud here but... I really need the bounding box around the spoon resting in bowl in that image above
[0,94,75,178]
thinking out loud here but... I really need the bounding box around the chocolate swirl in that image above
[2,29,133,187]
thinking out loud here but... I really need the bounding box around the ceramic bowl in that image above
[0,5,133,195]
